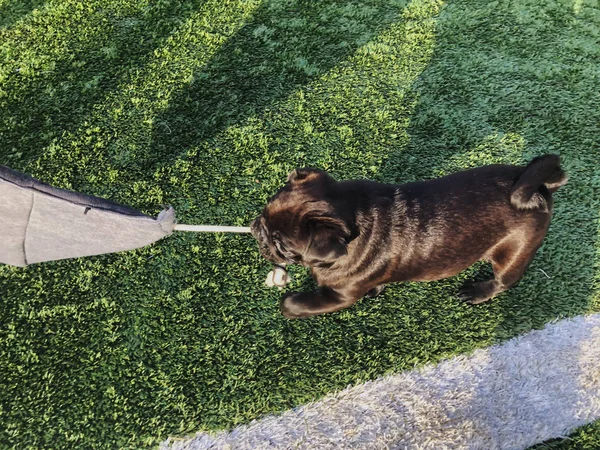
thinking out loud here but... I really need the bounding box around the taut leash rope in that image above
[173,224,251,233]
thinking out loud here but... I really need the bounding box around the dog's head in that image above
[250,168,353,267]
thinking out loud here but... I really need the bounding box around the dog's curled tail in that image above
[510,154,568,211]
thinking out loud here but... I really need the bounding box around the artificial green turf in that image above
[1,0,599,448]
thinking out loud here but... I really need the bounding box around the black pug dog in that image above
[251,155,567,319]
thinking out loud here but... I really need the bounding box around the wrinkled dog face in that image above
[250,168,351,268]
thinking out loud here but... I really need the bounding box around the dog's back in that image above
[254,156,567,317]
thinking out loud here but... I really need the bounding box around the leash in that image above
[173,224,251,233]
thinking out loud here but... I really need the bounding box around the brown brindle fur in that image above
[251,155,567,319]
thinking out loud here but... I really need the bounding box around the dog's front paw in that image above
[280,293,308,319]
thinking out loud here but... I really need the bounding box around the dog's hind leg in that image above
[458,230,546,305]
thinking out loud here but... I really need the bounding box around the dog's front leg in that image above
[280,286,359,319]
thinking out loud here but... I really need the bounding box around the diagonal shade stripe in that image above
[162,314,600,450]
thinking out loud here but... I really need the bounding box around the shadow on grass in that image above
[145,0,404,171]
[0,0,47,29]
[0,0,207,167]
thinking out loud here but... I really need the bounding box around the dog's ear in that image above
[287,168,323,184]
[303,215,351,266]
